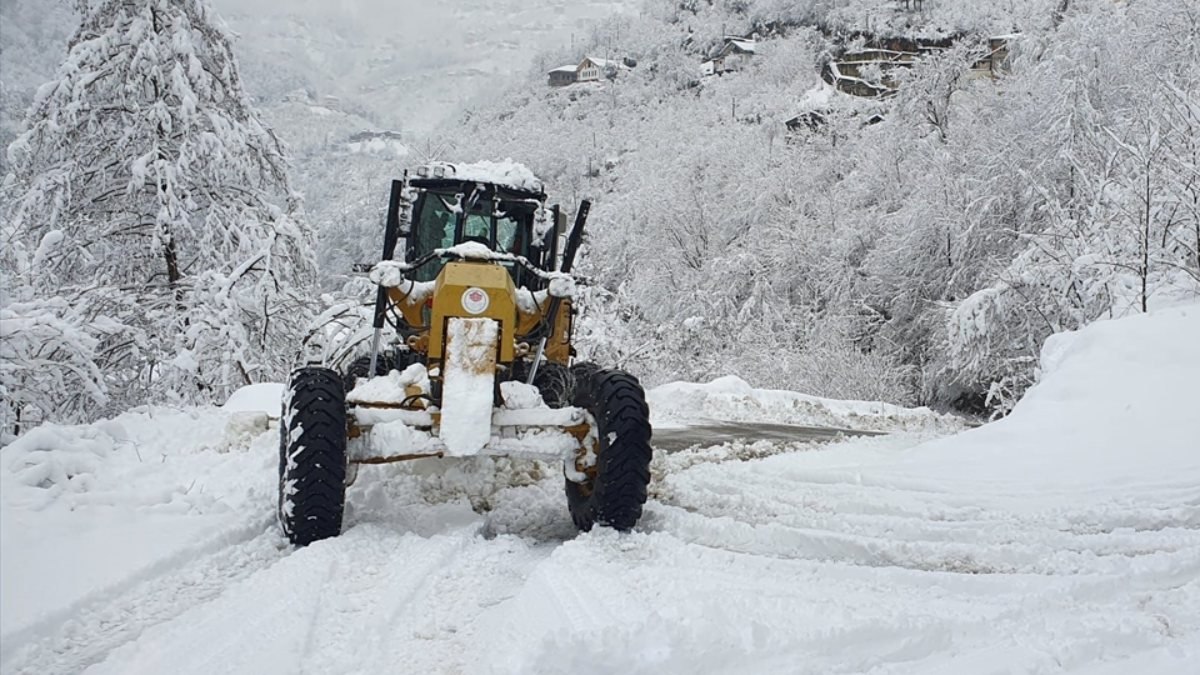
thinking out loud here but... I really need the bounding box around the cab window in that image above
[410,194,457,282]
[407,191,535,285]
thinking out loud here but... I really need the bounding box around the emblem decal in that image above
[461,287,490,315]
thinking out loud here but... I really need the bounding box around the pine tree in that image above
[3,0,316,424]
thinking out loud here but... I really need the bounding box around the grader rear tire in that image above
[342,350,418,393]
[278,367,347,546]
[565,368,653,531]
[512,360,573,408]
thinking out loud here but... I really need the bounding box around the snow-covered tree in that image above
[222,0,1193,414]
[0,294,108,440]
[3,0,316,424]
[934,0,1200,414]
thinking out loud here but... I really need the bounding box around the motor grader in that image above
[278,161,652,546]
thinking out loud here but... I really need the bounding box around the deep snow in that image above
[1,305,1198,674]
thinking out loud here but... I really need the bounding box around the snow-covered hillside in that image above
[438,0,1200,411]
[3,304,1196,674]
[8,0,1196,418]
[208,0,643,134]
[0,0,642,133]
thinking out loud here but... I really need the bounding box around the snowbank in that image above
[477,305,1200,674]
[221,383,284,415]
[886,303,1200,490]
[647,374,963,433]
[0,404,276,653]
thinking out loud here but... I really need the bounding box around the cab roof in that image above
[410,160,546,200]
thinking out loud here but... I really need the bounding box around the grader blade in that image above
[439,317,498,455]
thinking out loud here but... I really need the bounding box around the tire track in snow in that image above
[56,516,560,675]
[52,523,468,675]
[1,522,284,675]
[290,524,476,675]
[648,458,1200,576]
[286,516,559,675]
[360,534,552,675]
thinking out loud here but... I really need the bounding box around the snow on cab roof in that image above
[413,160,544,194]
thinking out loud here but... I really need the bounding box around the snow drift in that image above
[647,374,963,433]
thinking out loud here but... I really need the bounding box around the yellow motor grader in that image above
[278,161,652,546]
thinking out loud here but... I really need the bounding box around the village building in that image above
[547,56,630,86]
[548,65,577,87]
[969,34,1017,79]
[820,34,1019,97]
[702,36,757,76]
[576,56,622,82]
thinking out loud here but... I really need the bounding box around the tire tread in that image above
[278,367,348,546]
[565,367,653,531]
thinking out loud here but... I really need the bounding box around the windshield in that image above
[408,191,534,284]
[410,194,456,281]
[462,207,521,252]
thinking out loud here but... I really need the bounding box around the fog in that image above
[207,0,639,133]
[1,0,639,135]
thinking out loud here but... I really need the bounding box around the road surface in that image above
[652,421,882,452]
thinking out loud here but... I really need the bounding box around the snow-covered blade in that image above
[439,318,500,455]
[343,364,587,461]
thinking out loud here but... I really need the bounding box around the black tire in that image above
[342,350,417,393]
[511,360,573,408]
[569,362,602,406]
[565,369,653,532]
[278,367,348,546]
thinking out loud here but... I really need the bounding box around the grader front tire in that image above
[278,367,348,546]
[565,369,653,532]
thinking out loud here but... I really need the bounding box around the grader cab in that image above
[278,161,652,545]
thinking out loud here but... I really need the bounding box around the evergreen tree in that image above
[3,0,316,427]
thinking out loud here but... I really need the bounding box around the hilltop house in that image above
[577,56,622,82]
[702,36,757,76]
[821,34,1019,97]
[547,56,629,86]
[548,65,577,87]
[969,35,1017,79]
[821,48,917,97]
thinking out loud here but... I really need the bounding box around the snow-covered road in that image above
[2,306,1198,674]
[652,420,882,452]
